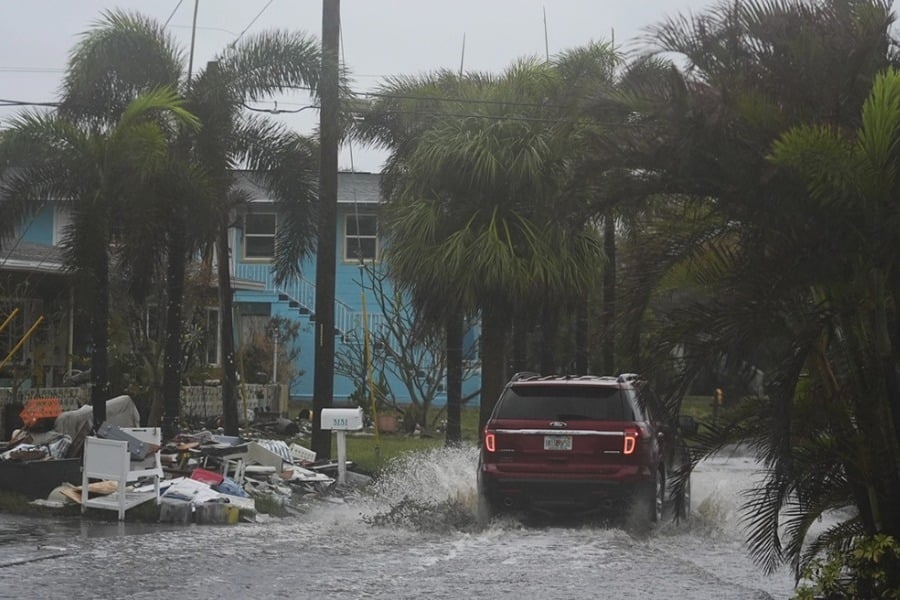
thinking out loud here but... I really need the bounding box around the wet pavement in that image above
[0,447,797,599]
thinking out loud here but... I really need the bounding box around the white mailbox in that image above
[320,407,364,431]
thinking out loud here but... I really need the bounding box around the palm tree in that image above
[353,70,485,444]
[185,34,320,436]
[60,10,210,433]
[362,59,607,429]
[0,88,198,428]
[58,11,321,435]
[763,67,900,583]
[587,0,900,578]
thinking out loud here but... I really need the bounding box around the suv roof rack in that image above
[510,371,542,382]
[509,373,629,384]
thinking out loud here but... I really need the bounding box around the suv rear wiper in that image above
[555,414,592,420]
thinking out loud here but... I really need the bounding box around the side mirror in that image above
[677,415,699,436]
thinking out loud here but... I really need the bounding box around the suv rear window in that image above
[494,384,637,421]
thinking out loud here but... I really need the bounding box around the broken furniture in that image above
[81,427,162,520]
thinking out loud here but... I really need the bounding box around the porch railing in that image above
[234,262,356,334]
[0,383,281,437]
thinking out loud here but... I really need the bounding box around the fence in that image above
[0,383,283,438]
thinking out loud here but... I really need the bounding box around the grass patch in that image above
[0,490,42,514]
[0,490,81,518]
[282,406,483,476]
[681,395,715,423]
[339,434,444,475]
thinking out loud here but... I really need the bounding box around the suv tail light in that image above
[623,427,639,455]
[484,430,496,453]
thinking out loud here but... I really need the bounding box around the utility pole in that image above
[312,0,340,459]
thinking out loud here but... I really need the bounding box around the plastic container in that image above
[195,501,239,525]
[159,498,192,524]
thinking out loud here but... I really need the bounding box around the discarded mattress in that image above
[53,395,140,440]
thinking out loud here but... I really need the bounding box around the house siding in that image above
[4,172,480,413]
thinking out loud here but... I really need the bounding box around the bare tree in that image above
[335,265,477,432]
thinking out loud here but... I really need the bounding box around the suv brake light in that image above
[484,431,496,453]
[623,427,639,455]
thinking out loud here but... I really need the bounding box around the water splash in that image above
[359,445,482,532]
[354,442,782,539]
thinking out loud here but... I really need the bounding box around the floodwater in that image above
[0,446,797,600]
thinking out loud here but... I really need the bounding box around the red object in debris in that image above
[190,467,224,486]
[19,397,62,428]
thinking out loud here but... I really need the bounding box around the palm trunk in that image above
[479,306,508,430]
[511,317,527,373]
[90,248,110,430]
[161,216,186,438]
[539,304,558,374]
[575,298,589,374]
[217,224,240,436]
[602,214,616,373]
[445,311,463,446]
[872,272,900,535]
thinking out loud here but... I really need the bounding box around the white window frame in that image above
[343,213,379,263]
[243,212,277,262]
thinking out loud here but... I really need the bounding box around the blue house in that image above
[231,170,389,403]
[1,171,480,419]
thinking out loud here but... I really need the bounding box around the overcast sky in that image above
[2,0,719,172]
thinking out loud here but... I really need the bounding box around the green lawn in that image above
[323,406,482,475]
[681,394,715,422]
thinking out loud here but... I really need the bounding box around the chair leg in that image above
[118,479,126,521]
[81,472,88,514]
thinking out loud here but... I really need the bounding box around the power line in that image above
[241,101,317,114]
[163,0,185,29]
[229,0,276,48]
[0,98,59,108]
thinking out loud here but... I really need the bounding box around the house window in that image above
[204,308,221,366]
[244,213,276,260]
[344,214,378,262]
[53,204,73,246]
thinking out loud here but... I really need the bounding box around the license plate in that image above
[544,435,572,451]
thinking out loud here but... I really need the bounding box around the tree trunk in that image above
[511,317,527,373]
[162,215,186,439]
[479,306,508,430]
[539,304,558,375]
[602,214,616,374]
[575,298,589,374]
[90,249,110,430]
[217,225,240,436]
[445,311,463,446]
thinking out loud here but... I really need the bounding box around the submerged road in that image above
[0,447,796,599]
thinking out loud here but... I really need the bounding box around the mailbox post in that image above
[320,407,364,484]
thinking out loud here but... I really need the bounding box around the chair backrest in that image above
[119,427,163,475]
[83,436,129,479]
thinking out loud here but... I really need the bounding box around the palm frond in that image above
[217,30,319,101]
[62,9,184,123]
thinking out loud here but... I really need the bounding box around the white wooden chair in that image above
[81,427,162,520]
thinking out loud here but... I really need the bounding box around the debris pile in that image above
[0,395,359,523]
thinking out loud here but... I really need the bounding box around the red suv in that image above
[477,373,691,524]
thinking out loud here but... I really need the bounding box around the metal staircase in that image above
[234,263,356,335]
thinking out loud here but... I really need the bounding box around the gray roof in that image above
[234,171,382,205]
[0,240,65,273]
